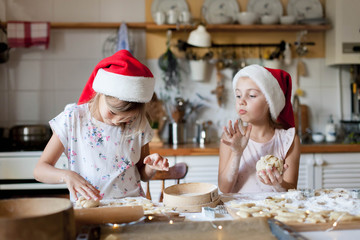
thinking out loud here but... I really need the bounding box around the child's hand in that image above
[221,119,252,154]
[257,164,289,186]
[63,170,101,201]
[143,153,169,171]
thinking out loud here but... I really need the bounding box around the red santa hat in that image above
[232,64,295,129]
[78,50,155,104]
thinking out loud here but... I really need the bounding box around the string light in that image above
[325,213,345,232]
[112,224,120,229]
[169,220,174,224]
[148,216,154,221]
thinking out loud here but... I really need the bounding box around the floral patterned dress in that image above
[50,103,153,201]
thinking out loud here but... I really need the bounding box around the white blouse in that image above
[50,103,153,201]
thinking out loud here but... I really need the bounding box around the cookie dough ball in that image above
[76,196,100,208]
[256,155,284,175]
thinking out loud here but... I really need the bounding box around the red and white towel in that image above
[7,21,50,49]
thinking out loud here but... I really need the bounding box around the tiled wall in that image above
[0,0,353,141]
[0,0,146,127]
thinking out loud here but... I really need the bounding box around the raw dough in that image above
[228,188,360,224]
[76,196,100,208]
[256,155,284,174]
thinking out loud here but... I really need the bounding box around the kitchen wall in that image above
[0,0,353,142]
[0,0,147,127]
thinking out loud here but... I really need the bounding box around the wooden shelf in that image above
[145,23,331,32]
[51,22,147,29]
[2,22,331,31]
[1,22,147,29]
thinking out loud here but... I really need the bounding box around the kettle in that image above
[195,120,212,144]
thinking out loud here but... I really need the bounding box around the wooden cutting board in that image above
[294,104,309,135]
[74,205,144,226]
[226,206,360,232]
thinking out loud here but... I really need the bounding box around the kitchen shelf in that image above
[1,22,147,29]
[50,22,147,29]
[1,22,331,31]
[145,23,332,32]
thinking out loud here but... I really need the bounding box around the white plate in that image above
[151,0,189,21]
[247,0,283,18]
[287,0,323,20]
[202,0,240,24]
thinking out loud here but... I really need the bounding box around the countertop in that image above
[149,142,360,156]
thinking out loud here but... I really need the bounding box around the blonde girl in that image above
[34,50,169,201]
[218,64,300,193]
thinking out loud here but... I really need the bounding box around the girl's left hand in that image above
[144,153,169,171]
[257,164,289,186]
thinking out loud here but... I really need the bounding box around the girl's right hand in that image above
[62,170,101,201]
[221,119,252,155]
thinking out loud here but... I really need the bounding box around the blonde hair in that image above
[89,93,147,132]
[269,111,283,129]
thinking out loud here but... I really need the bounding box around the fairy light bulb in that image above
[112,224,120,229]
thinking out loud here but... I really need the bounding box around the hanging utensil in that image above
[295,58,306,97]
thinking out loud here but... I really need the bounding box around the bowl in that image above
[312,133,325,143]
[280,15,296,25]
[237,12,258,25]
[187,25,211,47]
[261,15,279,25]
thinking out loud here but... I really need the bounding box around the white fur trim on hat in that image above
[93,68,155,103]
[232,64,285,120]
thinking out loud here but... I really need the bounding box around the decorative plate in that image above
[202,0,240,24]
[247,0,283,17]
[151,0,189,21]
[287,0,323,20]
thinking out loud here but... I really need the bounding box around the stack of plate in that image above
[163,182,220,212]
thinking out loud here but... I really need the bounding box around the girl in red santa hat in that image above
[34,50,169,202]
[218,64,300,193]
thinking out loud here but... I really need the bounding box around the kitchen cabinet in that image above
[176,155,219,186]
[0,152,68,191]
[325,0,360,65]
[313,153,360,189]
[297,153,360,189]
[297,154,315,189]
